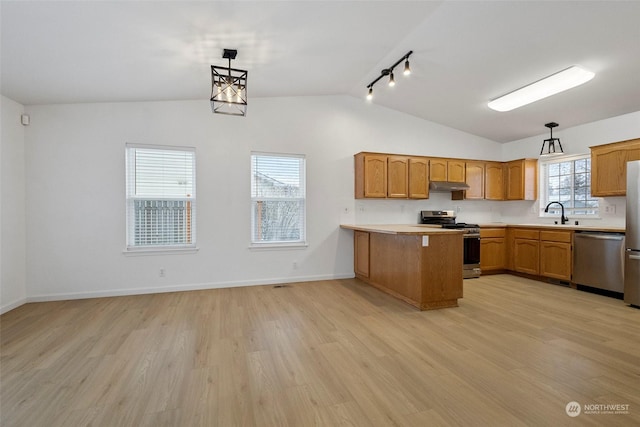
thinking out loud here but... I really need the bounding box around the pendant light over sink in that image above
[540,122,564,157]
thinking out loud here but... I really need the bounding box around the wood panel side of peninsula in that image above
[341,225,464,310]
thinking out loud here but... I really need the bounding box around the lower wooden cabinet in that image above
[539,231,572,281]
[354,231,370,277]
[480,228,506,273]
[513,238,540,275]
[504,228,573,281]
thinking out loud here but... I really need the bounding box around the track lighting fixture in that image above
[210,48,248,116]
[365,50,413,100]
[540,122,564,157]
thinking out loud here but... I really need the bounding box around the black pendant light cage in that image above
[540,122,564,156]
[211,49,248,116]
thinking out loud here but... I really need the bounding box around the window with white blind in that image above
[539,154,599,217]
[125,144,196,251]
[251,153,306,246]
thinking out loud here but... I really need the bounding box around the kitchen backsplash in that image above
[352,193,626,228]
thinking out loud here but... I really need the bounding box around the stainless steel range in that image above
[420,210,481,279]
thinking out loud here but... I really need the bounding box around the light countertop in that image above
[478,223,625,233]
[340,224,465,235]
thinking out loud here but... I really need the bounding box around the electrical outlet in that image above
[159,268,166,277]
[292,262,298,270]
[604,205,616,214]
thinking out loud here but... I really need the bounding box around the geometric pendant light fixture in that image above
[210,49,248,116]
[540,122,564,156]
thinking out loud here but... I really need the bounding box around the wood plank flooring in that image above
[1,275,639,426]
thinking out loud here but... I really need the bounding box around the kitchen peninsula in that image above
[340,224,464,310]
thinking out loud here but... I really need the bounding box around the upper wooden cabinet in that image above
[408,157,429,199]
[506,159,537,200]
[590,138,640,197]
[355,153,387,198]
[464,161,485,199]
[429,158,465,183]
[387,155,409,198]
[485,161,505,200]
[355,153,429,199]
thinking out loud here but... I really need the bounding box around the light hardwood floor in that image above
[1,275,639,426]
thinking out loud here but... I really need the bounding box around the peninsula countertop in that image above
[340,224,465,235]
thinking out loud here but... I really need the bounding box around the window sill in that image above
[123,247,199,256]
[249,242,308,250]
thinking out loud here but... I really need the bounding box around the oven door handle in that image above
[464,233,480,238]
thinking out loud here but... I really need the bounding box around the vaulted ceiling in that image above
[2,1,640,142]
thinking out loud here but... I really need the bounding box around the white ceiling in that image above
[2,1,640,143]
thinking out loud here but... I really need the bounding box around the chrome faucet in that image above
[544,201,568,225]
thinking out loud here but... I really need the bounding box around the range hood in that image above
[429,181,470,192]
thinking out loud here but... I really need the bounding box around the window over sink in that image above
[539,154,599,217]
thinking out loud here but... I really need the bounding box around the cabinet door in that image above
[480,238,505,272]
[448,160,466,183]
[429,158,448,181]
[408,157,429,199]
[513,238,539,275]
[485,162,505,200]
[591,139,640,197]
[354,231,370,277]
[506,160,524,200]
[506,159,537,200]
[465,161,485,199]
[387,156,408,198]
[363,154,387,198]
[540,241,571,281]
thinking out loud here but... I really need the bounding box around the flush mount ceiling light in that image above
[366,51,413,101]
[211,49,248,116]
[540,122,564,157]
[488,66,595,112]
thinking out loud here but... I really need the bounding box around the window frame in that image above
[125,143,197,254]
[538,153,599,218]
[250,152,307,249]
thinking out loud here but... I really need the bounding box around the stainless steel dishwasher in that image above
[573,231,625,293]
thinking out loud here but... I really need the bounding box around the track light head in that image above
[403,59,411,76]
[366,87,373,100]
[388,72,395,87]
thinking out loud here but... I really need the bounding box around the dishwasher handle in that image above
[575,233,625,241]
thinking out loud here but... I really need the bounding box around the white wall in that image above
[1,95,27,313]
[15,95,640,304]
[23,95,502,301]
[499,111,640,227]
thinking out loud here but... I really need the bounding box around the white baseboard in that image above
[1,297,28,315]
[25,273,356,304]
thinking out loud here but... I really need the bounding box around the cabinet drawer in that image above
[540,230,572,243]
[480,228,506,238]
[512,229,540,240]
